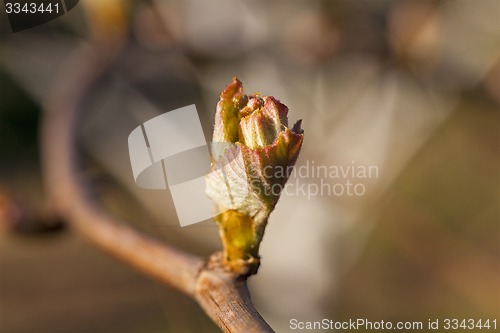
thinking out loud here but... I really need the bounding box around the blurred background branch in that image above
[38,11,274,330]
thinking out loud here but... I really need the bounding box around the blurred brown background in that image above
[1,0,499,332]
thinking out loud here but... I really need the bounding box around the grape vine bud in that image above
[206,78,304,275]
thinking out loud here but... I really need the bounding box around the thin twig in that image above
[40,44,274,333]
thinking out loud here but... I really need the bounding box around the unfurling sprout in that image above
[206,78,304,275]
